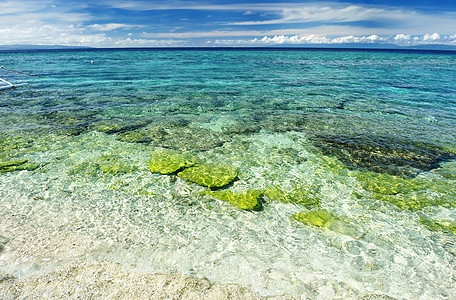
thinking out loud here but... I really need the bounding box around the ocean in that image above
[1,48,456,298]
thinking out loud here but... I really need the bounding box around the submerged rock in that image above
[57,125,89,136]
[221,120,260,136]
[117,118,189,143]
[117,126,167,143]
[178,163,238,188]
[433,161,456,179]
[419,217,456,234]
[373,192,456,212]
[311,134,456,177]
[39,109,99,136]
[0,235,9,253]
[0,158,28,169]
[264,186,321,209]
[0,135,40,173]
[356,171,456,211]
[0,158,38,173]
[70,155,138,176]
[147,150,197,175]
[118,124,229,152]
[260,113,307,133]
[0,135,35,159]
[292,209,364,239]
[90,118,151,134]
[97,155,139,175]
[201,190,263,210]
[355,172,425,195]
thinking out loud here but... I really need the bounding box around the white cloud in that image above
[214,33,456,46]
[142,30,270,38]
[254,34,384,45]
[0,1,47,15]
[114,38,186,47]
[422,33,441,42]
[231,5,388,25]
[140,25,407,39]
[0,22,189,47]
[394,34,411,41]
[87,23,143,31]
[223,4,456,36]
[0,24,111,46]
[1,0,456,47]
[101,1,284,12]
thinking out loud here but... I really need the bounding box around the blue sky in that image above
[1,0,456,47]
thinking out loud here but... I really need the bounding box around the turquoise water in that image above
[1,48,456,298]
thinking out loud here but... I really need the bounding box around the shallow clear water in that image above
[1,48,456,298]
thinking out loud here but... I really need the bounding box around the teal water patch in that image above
[1,49,456,298]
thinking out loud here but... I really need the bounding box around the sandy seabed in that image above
[0,217,265,299]
[0,215,319,300]
[0,216,395,300]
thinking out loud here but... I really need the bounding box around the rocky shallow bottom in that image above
[0,127,455,299]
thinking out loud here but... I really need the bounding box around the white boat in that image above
[0,77,28,90]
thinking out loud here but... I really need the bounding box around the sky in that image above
[1,0,456,47]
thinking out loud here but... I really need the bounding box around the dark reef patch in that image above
[311,134,456,177]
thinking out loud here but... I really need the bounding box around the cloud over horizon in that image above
[0,0,455,48]
[213,32,456,46]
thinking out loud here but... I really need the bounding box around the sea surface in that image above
[1,48,456,298]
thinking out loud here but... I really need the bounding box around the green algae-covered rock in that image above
[264,186,321,209]
[373,192,456,212]
[70,155,138,176]
[97,155,138,175]
[118,124,229,152]
[355,172,426,195]
[37,109,98,136]
[356,170,456,211]
[178,163,238,188]
[201,190,262,210]
[419,217,456,234]
[147,150,197,175]
[433,161,456,179]
[311,133,456,177]
[69,161,99,177]
[0,135,35,160]
[0,159,38,173]
[0,159,28,169]
[292,209,363,239]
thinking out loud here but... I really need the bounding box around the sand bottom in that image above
[0,216,265,299]
[0,216,395,299]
